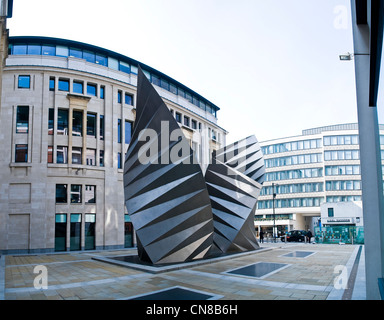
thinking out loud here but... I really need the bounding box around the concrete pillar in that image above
[351,0,384,300]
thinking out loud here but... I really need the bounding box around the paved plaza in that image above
[0,242,365,300]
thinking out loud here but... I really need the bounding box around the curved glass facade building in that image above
[0,29,227,253]
[256,123,384,238]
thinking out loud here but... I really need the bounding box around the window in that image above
[118,119,122,143]
[70,214,81,251]
[55,214,67,252]
[13,44,27,55]
[18,75,30,89]
[175,112,181,123]
[57,146,68,164]
[72,147,82,164]
[84,214,96,250]
[73,81,83,94]
[48,145,53,163]
[87,113,96,137]
[100,86,105,99]
[42,45,55,56]
[118,152,122,169]
[86,149,96,166]
[191,119,197,130]
[27,44,41,55]
[99,150,104,167]
[69,48,82,58]
[70,185,82,203]
[72,111,83,136]
[118,90,122,103]
[95,54,107,66]
[87,83,97,96]
[57,109,69,135]
[49,77,55,91]
[125,93,133,105]
[83,51,95,63]
[16,106,29,133]
[119,61,130,73]
[56,184,67,203]
[58,79,69,92]
[85,185,96,203]
[328,208,334,217]
[100,115,104,140]
[184,116,190,127]
[15,144,28,162]
[48,108,54,135]
[56,46,69,57]
[125,120,133,145]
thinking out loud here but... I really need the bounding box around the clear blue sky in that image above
[7,0,374,143]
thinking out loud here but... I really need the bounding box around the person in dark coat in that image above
[259,230,264,243]
[306,229,313,243]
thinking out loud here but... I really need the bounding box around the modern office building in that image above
[0,7,227,253]
[255,123,384,239]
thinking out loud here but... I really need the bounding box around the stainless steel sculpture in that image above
[124,67,265,265]
[124,67,214,265]
[205,137,265,253]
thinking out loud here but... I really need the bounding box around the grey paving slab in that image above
[2,243,363,300]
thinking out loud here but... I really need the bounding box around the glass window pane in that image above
[83,51,95,63]
[85,185,96,203]
[72,111,83,136]
[57,109,68,135]
[100,115,104,140]
[16,106,29,133]
[70,185,82,203]
[69,48,82,59]
[57,146,68,163]
[86,149,96,166]
[42,45,56,56]
[130,65,138,74]
[56,46,69,57]
[15,144,28,162]
[87,83,97,96]
[27,44,41,55]
[95,54,107,66]
[119,61,130,73]
[18,75,30,88]
[13,45,27,55]
[72,147,82,164]
[118,119,122,143]
[73,81,83,94]
[48,145,53,163]
[87,113,96,137]
[49,77,55,91]
[125,93,133,105]
[58,79,69,91]
[56,184,67,203]
[108,57,119,70]
[125,120,132,145]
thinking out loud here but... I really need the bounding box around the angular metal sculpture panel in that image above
[205,136,265,253]
[124,67,214,265]
[124,67,265,265]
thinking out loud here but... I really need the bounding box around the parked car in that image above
[281,230,307,242]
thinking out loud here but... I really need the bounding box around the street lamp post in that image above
[272,183,278,243]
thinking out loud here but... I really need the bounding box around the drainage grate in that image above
[127,286,221,300]
[282,251,315,258]
[225,262,289,279]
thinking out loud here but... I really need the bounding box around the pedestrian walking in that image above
[306,229,312,243]
[259,230,264,243]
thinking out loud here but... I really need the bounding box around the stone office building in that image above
[0,6,227,253]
